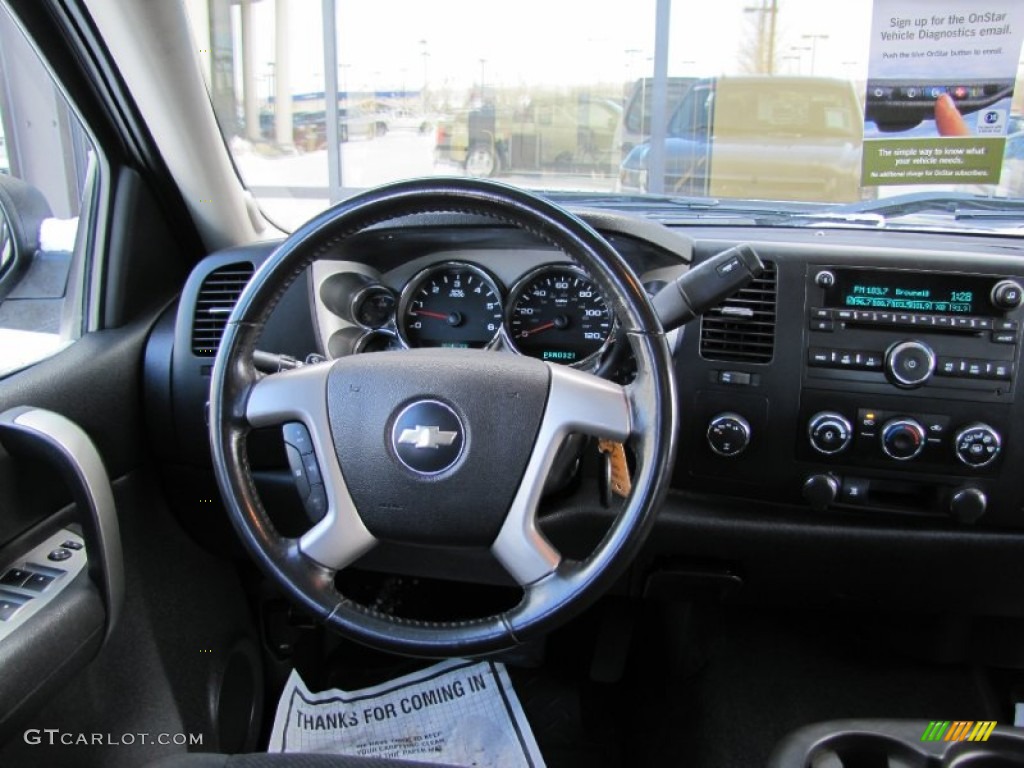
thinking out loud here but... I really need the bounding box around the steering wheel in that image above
[209,178,677,657]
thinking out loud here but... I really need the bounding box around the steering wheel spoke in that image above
[246,362,377,571]
[492,365,631,586]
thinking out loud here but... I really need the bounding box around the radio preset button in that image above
[886,340,936,388]
[808,348,832,366]
[862,353,883,369]
[994,319,1018,332]
[836,310,854,321]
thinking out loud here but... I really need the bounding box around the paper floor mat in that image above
[268,657,545,767]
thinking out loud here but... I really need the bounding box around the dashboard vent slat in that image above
[699,261,777,364]
[191,262,254,356]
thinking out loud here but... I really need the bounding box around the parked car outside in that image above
[435,95,622,177]
[619,75,864,203]
[613,76,698,160]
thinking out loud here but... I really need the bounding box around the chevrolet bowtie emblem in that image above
[396,425,458,450]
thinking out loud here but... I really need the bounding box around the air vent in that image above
[699,261,777,363]
[191,262,254,356]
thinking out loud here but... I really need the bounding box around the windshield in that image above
[184,0,1024,232]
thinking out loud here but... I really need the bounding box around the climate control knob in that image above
[954,423,1001,468]
[880,418,926,461]
[808,411,853,455]
[707,413,751,457]
[885,340,935,388]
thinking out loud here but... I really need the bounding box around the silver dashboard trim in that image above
[491,364,632,585]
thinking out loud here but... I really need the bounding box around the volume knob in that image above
[885,340,935,388]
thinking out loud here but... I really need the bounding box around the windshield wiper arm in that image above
[821,191,1024,219]
[546,191,721,209]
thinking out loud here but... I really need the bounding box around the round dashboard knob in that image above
[815,270,836,289]
[885,340,935,388]
[808,411,853,455]
[707,413,751,457]
[950,487,987,523]
[991,279,1024,311]
[880,418,927,461]
[954,423,1002,468]
[802,474,839,512]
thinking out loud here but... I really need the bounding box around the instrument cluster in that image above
[316,260,616,369]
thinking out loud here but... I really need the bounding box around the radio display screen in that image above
[823,270,995,315]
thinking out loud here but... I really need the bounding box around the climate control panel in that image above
[798,394,1007,476]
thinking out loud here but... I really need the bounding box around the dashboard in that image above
[145,208,1024,612]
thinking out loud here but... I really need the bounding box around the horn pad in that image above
[326,349,550,546]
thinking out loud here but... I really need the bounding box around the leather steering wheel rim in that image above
[209,177,678,657]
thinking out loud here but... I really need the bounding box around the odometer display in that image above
[507,267,613,366]
[399,263,503,348]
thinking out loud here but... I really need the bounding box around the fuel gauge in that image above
[352,285,396,329]
[319,272,395,329]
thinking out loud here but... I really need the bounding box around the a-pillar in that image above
[273,0,292,149]
[240,0,261,142]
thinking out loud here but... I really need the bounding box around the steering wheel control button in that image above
[285,445,311,501]
[306,484,328,522]
[302,453,322,486]
[47,548,72,562]
[391,400,465,475]
[881,418,927,461]
[885,340,935,388]
[808,412,853,455]
[954,423,1001,468]
[283,422,314,455]
[991,279,1024,310]
[707,413,751,457]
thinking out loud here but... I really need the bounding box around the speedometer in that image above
[398,263,503,349]
[507,266,614,366]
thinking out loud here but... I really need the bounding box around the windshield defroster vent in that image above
[191,262,255,356]
[699,260,777,363]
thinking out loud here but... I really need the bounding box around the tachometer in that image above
[507,266,614,366]
[398,263,503,348]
